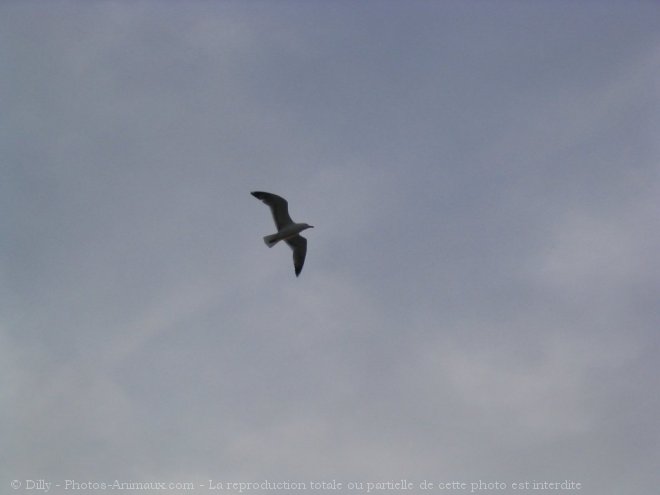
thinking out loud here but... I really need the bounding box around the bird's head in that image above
[302,223,314,230]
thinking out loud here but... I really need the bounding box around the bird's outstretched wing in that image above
[285,235,307,277]
[251,191,294,231]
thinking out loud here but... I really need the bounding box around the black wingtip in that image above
[251,191,272,202]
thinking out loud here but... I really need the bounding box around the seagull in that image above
[251,191,314,277]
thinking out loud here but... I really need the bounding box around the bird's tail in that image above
[263,233,280,248]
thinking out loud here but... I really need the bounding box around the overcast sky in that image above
[2,2,659,494]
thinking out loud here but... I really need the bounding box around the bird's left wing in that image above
[251,191,293,231]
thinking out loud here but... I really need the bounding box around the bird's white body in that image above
[263,222,313,247]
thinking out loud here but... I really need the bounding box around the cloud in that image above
[2,2,659,493]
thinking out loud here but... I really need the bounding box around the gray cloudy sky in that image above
[2,1,659,494]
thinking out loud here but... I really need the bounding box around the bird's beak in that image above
[310,225,314,228]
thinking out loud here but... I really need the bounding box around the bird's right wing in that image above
[251,191,293,230]
[285,235,307,277]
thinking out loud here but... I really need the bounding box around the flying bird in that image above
[251,191,314,277]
